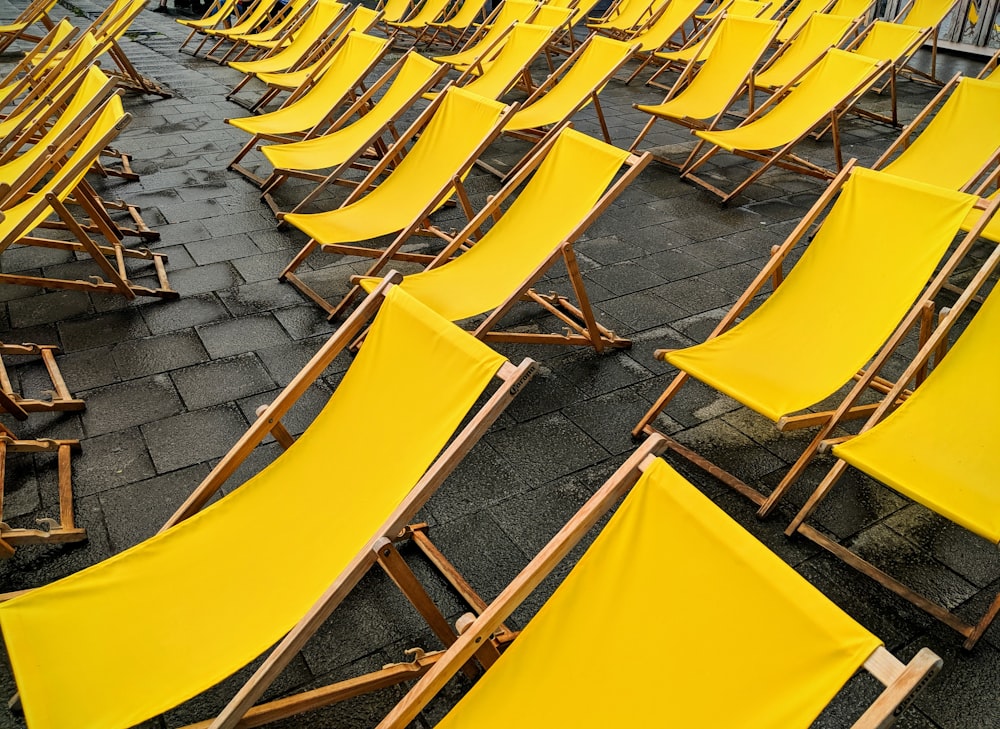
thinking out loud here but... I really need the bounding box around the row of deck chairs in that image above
[624,0,967,200]
[0,16,180,555]
[0,276,948,729]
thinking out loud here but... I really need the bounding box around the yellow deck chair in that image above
[835,20,930,126]
[246,5,383,111]
[888,0,961,84]
[377,0,419,24]
[387,0,457,45]
[478,35,635,180]
[380,436,943,729]
[774,0,836,42]
[753,12,859,92]
[787,230,1000,648]
[81,0,173,97]
[587,0,667,36]
[0,0,56,53]
[0,281,536,729]
[619,0,706,81]
[634,166,979,516]
[871,75,1000,192]
[830,0,874,21]
[0,20,77,112]
[425,0,490,47]
[683,49,887,203]
[445,23,556,100]
[226,31,391,182]
[280,87,512,320]
[225,0,346,101]
[646,0,777,84]
[359,127,650,352]
[220,0,316,57]
[433,0,539,71]
[195,0,283,58]
[258,52,448,214]
[0,95,176,300]
[177,0,240,52]
[631,17,780,170]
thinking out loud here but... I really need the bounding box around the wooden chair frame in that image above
[479,36,638,182]
[259,53,451,216]
[85,0,174,97]
[682,54,889,204]
[278,94,516,321]
[978,45,1000,80]
[422,0,490,48]
[386,0,460,47]
[633,161,998,517]
[0,103,176,301]
[358,125,651,352]
[200,0,288,62]
[0,343,84,420]
[378,434,944,729]
[0,22,77,112]
[146,274,537,729]
[785,193,1000,649]
[618,0,711,82]
[0,0,57,53]
[217,0,319,66]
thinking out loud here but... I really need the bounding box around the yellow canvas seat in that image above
[631,16,780,170]
[258,52,447,214]
[380,437,943,729]
[479,35,635,180]
[978,45,999,81]
[788,233,1000,648]
[433,0,538,71]
[649,0,777,74]
[0,19,76,112]
[837,20,929,126]
[201,0,281,40]
[774,0,836,43]
[829,0,875,20]
[442,23,556,100]
[377,0,419,24]
[245,5,382,112]
[0,282,536,729]
[683,49,887,203]
[223,0,314,50]
[0,95,176,301]
[872,75,1000,192]
[619,0,706,81]
[753,12,859,92]
[226,31,391,182]
[587,0,667,36]
[634,167,978,516]
[177,0,240,52]
[227,0,346,76]
[961,188,1000,243]
[0,0,56,53]
[279,87,512,320]
[387,0,456,45]
[425,0,491,46]
[359,128,650,352]
[888,0,961,84]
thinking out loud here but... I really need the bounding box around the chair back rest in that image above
[775,0,835,41]
[379,0,414,22]
[851,20,925,62]
[881,77,1000,189]
[433,457,883,727]
[679,16,780,107]
[460,23,554,99]
[507,35,633,130]
[532,3,574,28]
[756,12,857,88]
[401,128,633,319]
[0,286,509,729]
[900,0,957,27]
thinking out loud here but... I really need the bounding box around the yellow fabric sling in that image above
[0,287,506,729]
[834,285,1000,543]
[666,168,976,421]
[437,457,882,728]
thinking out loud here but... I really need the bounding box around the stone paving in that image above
[0,1,998,726]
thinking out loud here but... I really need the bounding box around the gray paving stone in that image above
[58,309,151,352]
[142,403,249,473]
[196,312,292,358]
[172,353,275,410]
[8,290,94,329]
[81,375,184,437]
[141,292,231,334]
[111,329,209,379]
